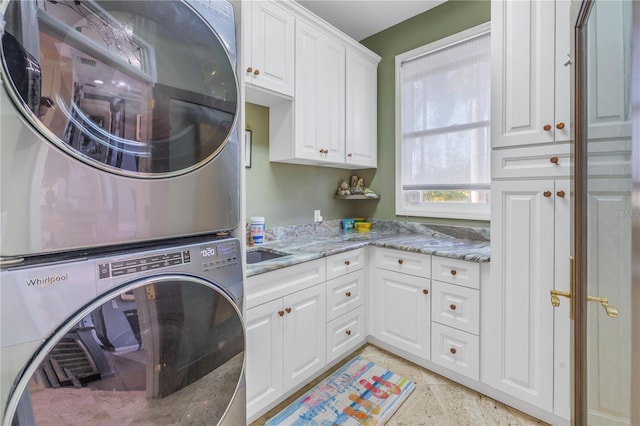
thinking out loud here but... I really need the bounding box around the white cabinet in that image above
[486,178,570,416]
[345,47,378,168]
[325,250,366,363]
[245,259,326,420]
[243,1,295,97]
[491,0,571,147]
[373,248,431,360]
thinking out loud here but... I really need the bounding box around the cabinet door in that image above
[345,48,377,168]
[294,20,345,164]
[491,0,556,147]
[485,179,556,411]
[246,299,284,418]
[283,284,326,390]
[373,269,430,359]
[246,1,295,96]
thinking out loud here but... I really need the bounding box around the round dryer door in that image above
[1,0,238,177]
[5,276,245,425]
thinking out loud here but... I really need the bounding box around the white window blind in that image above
[400,31,490,193]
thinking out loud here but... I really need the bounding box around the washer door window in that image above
[1,1,238,177]
[7,276,244,425]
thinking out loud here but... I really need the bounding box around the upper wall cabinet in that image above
[491,0,571,148]
[243,1,295,97]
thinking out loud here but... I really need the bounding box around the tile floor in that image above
[251,344,547,425]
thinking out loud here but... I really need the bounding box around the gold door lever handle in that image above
[550,289,571,307]
[587,296,618,318]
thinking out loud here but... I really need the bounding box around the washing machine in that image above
[0,0,241,260]
[0,236,245,425]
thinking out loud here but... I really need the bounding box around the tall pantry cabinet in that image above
[486,0,572,421]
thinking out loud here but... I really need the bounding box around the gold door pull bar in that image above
[587,296,618,318]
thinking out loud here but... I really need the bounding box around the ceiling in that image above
[295,0,447,41]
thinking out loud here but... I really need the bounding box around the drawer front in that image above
[375,247,430,277]
[492,143,571,179]
[431,322,479,380]
[431,256,480,289]
[326,306,365,363]
[246,258,326,309]
[431,281,479,335]
[326,248,365,280]
[326,269,365,321]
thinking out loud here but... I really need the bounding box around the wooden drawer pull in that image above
[423,289,429,295]
[285,307,291,314]
[450,304,457,311]
[344,260,350,266]
[550,156,559,164]
[278,310,284,317]
[450,348,457,355]
[543,124,552,131]
[345,330,351,336]
[345,291,352,297]
[557,190,566,198]
[246,67,253,73]
[253,69,260,76]
[450,269,457,276]
[397,259,404,265]
[556,122,565,129]
[544,191,552,198]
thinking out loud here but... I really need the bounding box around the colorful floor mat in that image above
[265,355,416,425]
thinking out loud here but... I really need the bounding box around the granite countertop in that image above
[246,220,490,277]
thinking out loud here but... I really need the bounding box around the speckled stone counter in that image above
[246,220,490,277]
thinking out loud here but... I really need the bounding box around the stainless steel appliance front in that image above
[0,237,245,425]
[0,0,240,259]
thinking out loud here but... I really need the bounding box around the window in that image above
[395,23,491,220]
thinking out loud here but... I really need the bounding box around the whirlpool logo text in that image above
[26,273,69,288]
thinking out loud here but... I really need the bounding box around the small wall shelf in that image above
[334,194,381,200]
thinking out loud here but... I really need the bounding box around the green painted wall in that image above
[361,0,490,227]
[245,103,378,227]
[245,1,490,228]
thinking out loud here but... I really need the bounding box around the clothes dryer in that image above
[0,236,245,425]
[0,0,240,260]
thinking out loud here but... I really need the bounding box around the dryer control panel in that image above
[199,240,239,271]
[98,250,192,279]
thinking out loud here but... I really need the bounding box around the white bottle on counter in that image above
[249,216,265,245]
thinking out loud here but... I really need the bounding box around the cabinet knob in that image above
[346,330,351,336]
[246,67,253,73]
[557,190,566,198]
[543,124,552,131]
[450,304,457,311]
[285,307,292,314]
[344,260,350,266]
[423,289,429,295]
[450,348,457,355]
[398,259,404,265]
[345,291,352,297]
[550,156,559,164]
[556,122,565,130]
[347,153,353,158]
[253,69,260,76]
[544,191,552,198]
[278,310,284,317]
[450,269,457,276]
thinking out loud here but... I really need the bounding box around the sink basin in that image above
[246,248,290,264]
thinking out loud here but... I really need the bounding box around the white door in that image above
[573,1,638,423]
[282,284,326,390]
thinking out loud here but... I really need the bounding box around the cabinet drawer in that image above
[326,269,365,321]
[431,281,479,335]
[492,144,571,179]
[375,247,430,277]
[326,306,365,363]
[326,248,365,280]
[431,257,480,289]
[246,258,326,309]
[431,322,479,381]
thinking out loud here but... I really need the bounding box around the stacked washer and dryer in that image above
[0,1,245,424]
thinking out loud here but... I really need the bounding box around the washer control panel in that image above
[199,240,238,271]
[98,250,192,279]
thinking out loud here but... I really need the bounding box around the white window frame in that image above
[395,22,491,220]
